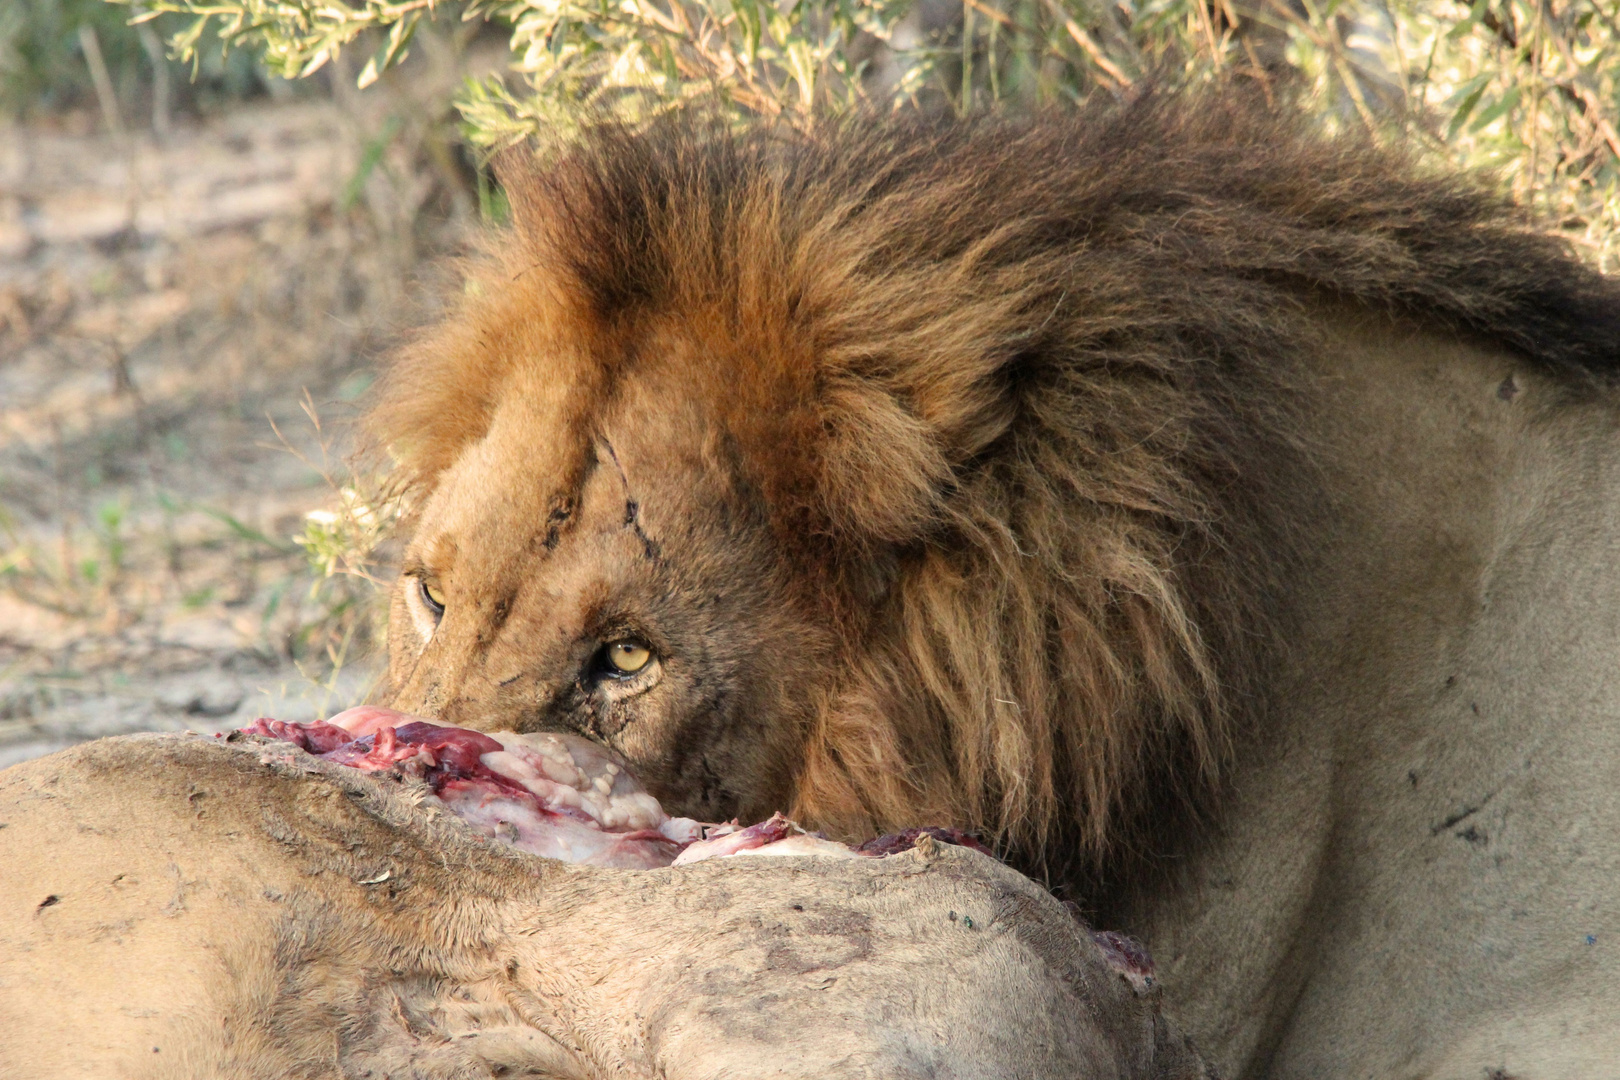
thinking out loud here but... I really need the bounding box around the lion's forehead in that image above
[426,376,787,571]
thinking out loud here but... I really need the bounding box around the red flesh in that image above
[238,715,994,869]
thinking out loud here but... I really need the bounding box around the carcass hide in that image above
[0,733,1209,1079]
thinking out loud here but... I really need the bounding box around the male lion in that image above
[370,90,1620,1077]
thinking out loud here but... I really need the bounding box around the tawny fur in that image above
[367,88,1620,867]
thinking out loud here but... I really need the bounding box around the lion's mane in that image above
[368,89,1620,870]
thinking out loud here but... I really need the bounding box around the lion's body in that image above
[364,92,1620,1076]
[1126,307,1620,1075]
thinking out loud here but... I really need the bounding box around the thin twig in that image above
[1041,0,1133,86]
[1241,33,1274,105]
[1526,1,1544,209]
[964,0,1013,28]
[1194,0,1224,69]
[78,24,124,137]
[136,22,172,139]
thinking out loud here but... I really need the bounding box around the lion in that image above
[0,732,1209,1078]
[367,89,1620,1077]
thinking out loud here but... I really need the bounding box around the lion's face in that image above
[384,364,834,825]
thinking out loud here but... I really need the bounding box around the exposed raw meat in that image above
[241,708,702,868]
[1091,930,1159,996]
[240,709,995,870]
[243,717,355,756]
[242,710,977,870]
[669,812,791,864]
[856,826,992,857]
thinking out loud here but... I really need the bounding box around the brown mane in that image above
[367,88,1620,872]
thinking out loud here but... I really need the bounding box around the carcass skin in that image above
[0,734,1209,1079]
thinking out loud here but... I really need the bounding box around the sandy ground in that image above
[0,73,476,768]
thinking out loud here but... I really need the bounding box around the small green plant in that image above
[181,584,216,608]
[295,484,397,583]
[92,498,127,580]
[271,391,403,705]
[286,476,400,716]
[0,499,128,616]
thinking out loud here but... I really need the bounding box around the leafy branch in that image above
[113,0,1620,266]
[125,0,446,85]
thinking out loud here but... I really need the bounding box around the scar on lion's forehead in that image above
[595,435,633,492]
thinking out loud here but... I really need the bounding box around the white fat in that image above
[479,730,665,832]
[733,836,862,860]
[675,832,861,866]
[435,787,673,869]
[479,750,540,783]
[660,817,706,845]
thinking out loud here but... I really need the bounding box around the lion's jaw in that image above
[382,379,835,828]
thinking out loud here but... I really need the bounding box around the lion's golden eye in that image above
[603,639,653,675]
[420,578,447,616]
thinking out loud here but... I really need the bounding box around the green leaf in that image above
[735,0,763,64]
[1469,85,1521,132]
[1447,0,1489,40]
[1445,72,1492,139]
[201,507,298,554]
[342,115,404,210]
[300,48,333,77]
[172,13,211,59]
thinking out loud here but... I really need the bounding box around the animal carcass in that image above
[0,726,1208,1078]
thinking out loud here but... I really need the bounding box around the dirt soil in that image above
[0,74,475,769]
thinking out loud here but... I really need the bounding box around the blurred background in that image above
[0,3,512,766]
[2,0,1616,767]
